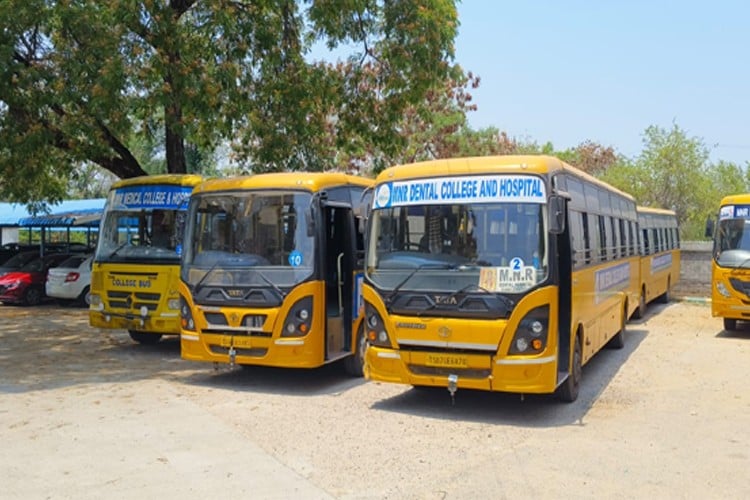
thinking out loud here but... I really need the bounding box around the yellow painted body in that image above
[710,194,750,323]
[180,172,372,368]
[89,175,203,338]
[364,155,636,395]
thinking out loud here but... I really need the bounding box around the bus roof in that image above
[192,172,373,195]
[719,193,750,206]
[374,155,635,202]
[637,206,677,216]
[111,174,204,189]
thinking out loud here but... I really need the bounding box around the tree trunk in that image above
[165,107,187,174]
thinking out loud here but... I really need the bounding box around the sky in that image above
[454,0,750,165]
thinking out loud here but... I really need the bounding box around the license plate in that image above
[220,336,253,349]
[426,354,468,368]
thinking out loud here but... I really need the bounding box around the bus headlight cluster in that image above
[282,296,312,337]
[365,302,391,347]
[89,294,103,310]
[180,295,196,332]
[508,306,550,355]
[716,281,731,297]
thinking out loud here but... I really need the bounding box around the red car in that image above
[0,253,75,306]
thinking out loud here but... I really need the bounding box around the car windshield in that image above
[715,217,750,268]
[2,251,38,269]
[367,202,549,294]
[181,190,315,288]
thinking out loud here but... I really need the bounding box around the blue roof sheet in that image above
[0,199,106,227]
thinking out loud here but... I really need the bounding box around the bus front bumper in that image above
[365,345,559,395]
[89,308,180,335]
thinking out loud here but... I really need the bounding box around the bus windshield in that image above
[95,207,185,263]
[716,217,750,267]
[181,190,315,288]
[367,202,548,294]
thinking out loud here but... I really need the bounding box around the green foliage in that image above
[1,0,459,204]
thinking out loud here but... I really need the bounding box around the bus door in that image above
[322,202,356,360]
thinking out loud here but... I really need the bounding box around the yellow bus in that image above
[632,206,681,318]
[708,193,750,331]
[363,155,641,402]
[89,174,203,344]
[179,172,373,374]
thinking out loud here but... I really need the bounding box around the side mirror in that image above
[705,216,715,239]
[548,195,566,234]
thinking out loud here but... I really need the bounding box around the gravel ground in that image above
[2,297,750,499]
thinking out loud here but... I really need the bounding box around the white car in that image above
[46,254,92,306]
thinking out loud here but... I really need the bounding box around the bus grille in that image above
[408,365,491,379]
[209,346,268,357]
[107,290,161,311]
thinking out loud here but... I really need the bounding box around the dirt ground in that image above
[2,293,750,499]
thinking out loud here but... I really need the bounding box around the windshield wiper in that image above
[193,260,223,294]
[416,283,505,317]
[252,268,287,299]
[385,263,453,306]
[107,242,129,259]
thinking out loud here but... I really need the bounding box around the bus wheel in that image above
[343,324,366,377]
[724,318,738,331]
[607,307,626,349]
[633,289,646,319]
[556,334,582,403]
[128,330,162,345]
[658,279,671,304]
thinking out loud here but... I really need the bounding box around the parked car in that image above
[0,242,93,266]
[46,254,93,306]
[0,253,75,306]
[0,250,43,277]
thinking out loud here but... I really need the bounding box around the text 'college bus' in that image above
[633,206,681,319]
[89,174,203,344]
[708,193,750,331]
[363,155,641,402]
[179,172,373,374]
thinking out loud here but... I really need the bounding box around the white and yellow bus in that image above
[179,172,373,374]
[708,193,750,331]
[363,155,641,401]
[89,174,203,344]
[632,206,681,318]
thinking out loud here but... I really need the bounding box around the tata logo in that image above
[227,289,244,298]
[437,326,452,339]
[433,295,458,305]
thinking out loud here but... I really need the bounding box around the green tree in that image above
[1,0,458,204]
[598,122,734,239]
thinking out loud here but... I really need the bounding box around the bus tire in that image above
[128,330,162,345]
[557,333,582,403]
[723,318,737,331]
[606,306,626,349]
[658,279,671,304]
[343,324,366,377]
[633,288,646,319]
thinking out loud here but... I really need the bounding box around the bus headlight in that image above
[89,294,103,309]
[508,305,550,355]
[167,298,180,310]
[180,295,196,332]
[716,281,731,297]
[365,302,391,348]
[281,296,313,337]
